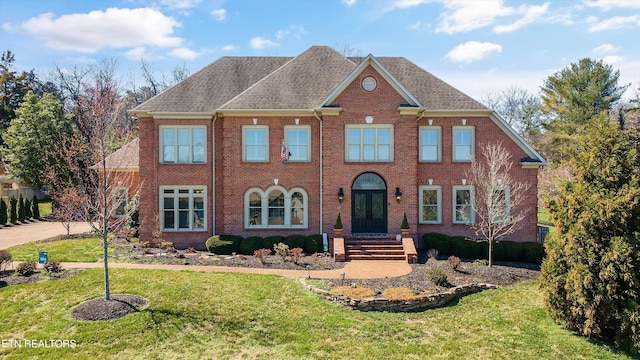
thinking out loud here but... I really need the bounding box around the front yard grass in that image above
[0,268,633,359]
[8,238,108,263]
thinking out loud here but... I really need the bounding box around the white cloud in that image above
[160,0,202,9]
[211,9,226,21]
[250,37,279,50]
[222,44,237,52]
[589,15,640,31]
[584,0,640,10]
[343,0,357,6]
[2,23,13,31]
[124,46,148,60]
[392,0,433,8]
[169,47,200,60]
[275,25,307,40]
[602,55,624,64]
[436,0,515,34]
[445,41,502,64]
[493,2,550,33]
[593,44,618,54]
[20,8,183,53]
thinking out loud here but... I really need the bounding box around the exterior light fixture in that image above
[395,187,402,203]
[338,187,344,204]
[462,179,467,185]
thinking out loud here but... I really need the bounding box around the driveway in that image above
[0,221,93,250]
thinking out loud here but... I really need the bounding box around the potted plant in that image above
[401,212,410,236]
[334,213,343,236]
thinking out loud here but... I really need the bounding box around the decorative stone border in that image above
[300,279,498,312]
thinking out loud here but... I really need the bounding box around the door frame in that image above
[351,172,388,234]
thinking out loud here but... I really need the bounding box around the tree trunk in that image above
[488,239,493,268]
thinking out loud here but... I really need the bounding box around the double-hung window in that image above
[489,186,510,223]
[453,186,474,223]
[161,186,206,231]
[160,126,206,163]
[419,186,441,223]
[419,126,441,162]
[453,126,474,162]
[346,125,393,162]
[284,126,310,162]
[243,126,269,162]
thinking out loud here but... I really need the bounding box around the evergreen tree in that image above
[9,196,17,223]
[17,194,25,221]
[31,195,39,219]
[0,199,7,224]
[540,118,640,353]
[24,197,32,219]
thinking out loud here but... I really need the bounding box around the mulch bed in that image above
[0,268,85,288]
[71,294,147,321]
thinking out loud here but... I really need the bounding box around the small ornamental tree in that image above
[24,197,32,219]
[0,199,7,224]
[9,196,17,223]
[31,195,40,219]
[540,118,640,353]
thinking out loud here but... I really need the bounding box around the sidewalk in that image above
[0,221,93,250]
[55,260,412,279]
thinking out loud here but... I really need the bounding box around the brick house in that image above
[129,46,545,252]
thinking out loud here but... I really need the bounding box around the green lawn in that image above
[8,238,107,263]
[0,269,632,359]
[38,200,52,217]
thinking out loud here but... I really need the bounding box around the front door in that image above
[351,173,387,233]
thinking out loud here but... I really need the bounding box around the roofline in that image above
[489,112,547,165]
[320,54,423,108]
[128,109,345,119]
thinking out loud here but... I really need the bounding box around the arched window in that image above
[245,187,308,228]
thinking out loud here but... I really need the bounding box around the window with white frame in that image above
[452,126,474,162]
[419,126,441,162]
[346,125,393,162]
[160,126,206,164]
[243,126,269,162]
[245,186,308,228]
[419,186,441,223]
[489,186,510,223]
[284,126,310,162]
[113,188,128,217]
[161,186,206,231]
[453,186,474,223]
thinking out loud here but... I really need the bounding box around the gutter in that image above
[212,111,218,234]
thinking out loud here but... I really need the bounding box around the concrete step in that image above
[347,254,407,261]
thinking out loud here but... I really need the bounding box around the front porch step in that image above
[345,242,406,261]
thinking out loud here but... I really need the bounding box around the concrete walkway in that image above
[56,260,412,279]
[0,221,94,250]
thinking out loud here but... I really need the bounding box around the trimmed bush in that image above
[17,194,25,222]
[263,236,285,251]
[521,241,545,264]
[423,233,452,256]
[31,195,40,219]
[452,236,482,259]
[0,199,7,225]
[9,196,17,223]
[501,241,525,262]
[24,198,32,219]
[16,261,37,276]
[284,235,307,251]
[240,236,264,255]
[44,260,63,273]
[305,234,324,254]
[205,235,236,255]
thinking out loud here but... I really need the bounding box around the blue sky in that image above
[1,0,639,102]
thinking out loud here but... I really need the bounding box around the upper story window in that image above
[419,126,441,162]
[453,185,475,224]
[419,186,441,224]
[245,186,308,228]
[160,126,206,164]
[243,126,269,162]
[346,125,393,162]
[453,126,474,162]
[284,126,310,162]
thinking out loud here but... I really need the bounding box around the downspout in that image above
[211,111,218,235]
[416,109,426,122]
[313,110,323,234]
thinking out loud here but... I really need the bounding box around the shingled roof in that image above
[131,45,488,114]
[103,138,139,170]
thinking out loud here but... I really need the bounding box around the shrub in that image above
[205,235,235,255]
[240,236,264,255]
[501,241,525,262]
[0,249,12,271]
[263,236,285,251]
[423,233,452,256]
[426,248,439,259]
[452,236,482,260]
[9,196,17,223]
[184,247,196,254]
[273,242,289,260]
[124,192,139,237]
[31,195,40,219]
[448,255,461,271]
[288,247,304,264]
[0,199,7,225]
[17,194,25,222]
[44,260,63,273]
[16,261,37,276]
[284,235,306,250]
[426,268,449,287]
[24,198,32,219]
[253,248,272,264]
[305,234,324,254]
[521,242,545,264]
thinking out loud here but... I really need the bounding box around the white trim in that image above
[242,125,269,162]
[453,185,475,224]
[452,126,475,162]
[244,186,309,229]
[159,125,207,164]
[345,124,394,162]
[284,125,311,162]
[419,126,441,162]
[419,185,441,224]
[160,186,207,232]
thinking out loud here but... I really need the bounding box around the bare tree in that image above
[466,142,531,267]
[50,187,84,235]
[482,86,544,141]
